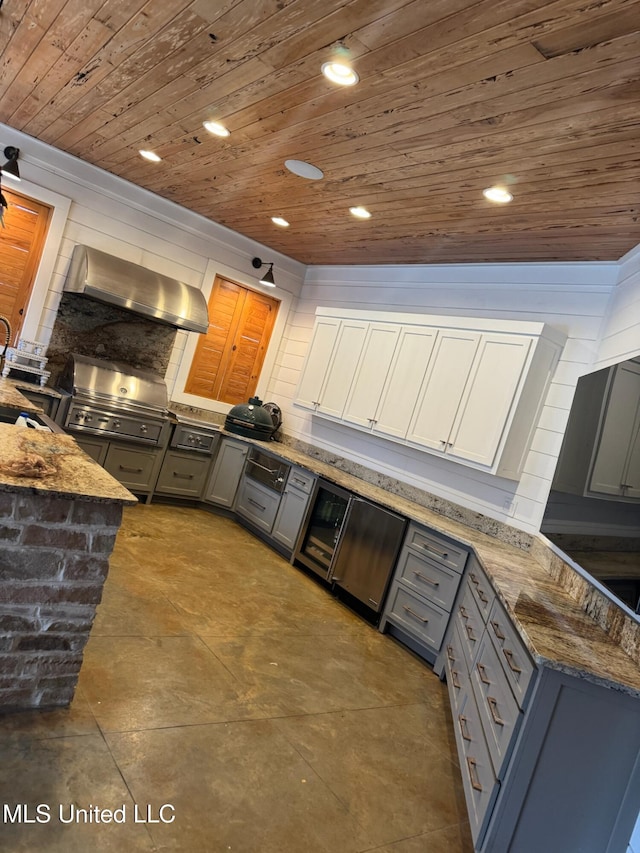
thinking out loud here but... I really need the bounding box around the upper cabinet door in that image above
[407,330,481,452]
[294,317,341,410]
[589,362,640,497]
[342,323,401,427]
[447,334,531,468]
[373,327,439,439]
[316,319,368,419]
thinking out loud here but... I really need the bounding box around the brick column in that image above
[0,492,122,709]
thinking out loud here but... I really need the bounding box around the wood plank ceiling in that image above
[1,0,639,266]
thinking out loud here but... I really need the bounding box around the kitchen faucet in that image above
[0,314,12,367]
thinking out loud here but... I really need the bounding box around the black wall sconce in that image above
[1,147,20,181]
[252,257,276,288]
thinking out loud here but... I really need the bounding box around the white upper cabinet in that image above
[294,309,565,479]
[373,326,439,439]
[446,334,532,468]
[295,317,341,410]
[316,319,368,418]
[407,330,481,452]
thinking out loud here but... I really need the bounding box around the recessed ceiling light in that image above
[203,120,230,137]
[483,186,513,204]
[271,216,289,227]
[349,206,371,219]
[139,149,161,162]
[321,62,359,86]
[284,159,324,180]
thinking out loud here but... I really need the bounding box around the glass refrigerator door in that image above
[299,486,350,575]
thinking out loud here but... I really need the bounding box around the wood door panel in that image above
[0,189,52,339]
[185,275,278,404]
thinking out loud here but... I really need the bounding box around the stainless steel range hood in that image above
[63,244,209,333]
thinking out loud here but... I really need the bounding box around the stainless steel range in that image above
[57,353,171,448]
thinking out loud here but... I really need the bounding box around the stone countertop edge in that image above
[0,377,47,413]
[0,424,136,505]
[221,430,640,698]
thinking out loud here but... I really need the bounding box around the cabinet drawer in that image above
[286,467,316,494]
[155,451,210,498]
[455,584,484,669]
[487,598,536,709]
[443,622,471,716]
[471,631,522,780]
[385,585,450,651]
[466,560,494,622]
[104,445,160,490]
[404,523,468,573]
[236,478,281,534]
[396,549,462,612]
[453,688,500,846]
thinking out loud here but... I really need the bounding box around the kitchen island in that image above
[0,381,136,710]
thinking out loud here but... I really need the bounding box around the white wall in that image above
[271,262,619,533]
[595,244,640,369]
[1,124,305,406]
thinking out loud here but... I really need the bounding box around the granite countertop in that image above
[0,424,136,504]
[218,430,640,698]
[0,378,45,413]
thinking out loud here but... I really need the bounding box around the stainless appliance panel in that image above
[330,498,406,613]
[244,446,290,493]
[170,422,219,454]
[65,402,166,444]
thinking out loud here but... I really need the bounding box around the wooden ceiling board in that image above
[1,0,639,265]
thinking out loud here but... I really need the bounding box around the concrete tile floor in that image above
[0,504,473,852]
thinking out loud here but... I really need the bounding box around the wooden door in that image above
[185,276,278,405]
[0,188,52,342]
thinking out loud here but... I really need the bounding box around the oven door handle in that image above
[247,460,280,476]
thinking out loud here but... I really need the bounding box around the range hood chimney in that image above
[63,245,209,334]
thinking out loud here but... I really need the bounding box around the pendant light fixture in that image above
[1,147,20,181]
[251,257,276,287]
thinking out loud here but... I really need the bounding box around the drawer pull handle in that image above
[491,620,506,641]
[451,669,461,689]
[466,757,483,792]
[503,648,522,674]
[458,714,472,741]
[413,570,439,587]
[459,605,469,620]
[487,696,505,726]
[119,465,143,474]
[173,472,194,480]
[418,542,449,560]
[292,477,306,486]
[477,589,489,604]
[403,605,428,623]
[469,572,479,586]
[465,624,477,642]
[446,644,456,662]
[476,662,491,685]
[247,497,267,511]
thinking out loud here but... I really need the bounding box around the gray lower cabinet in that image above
[75,435,162,497]
[271,466,316,553]
[436,560,640,853]
[204,437,248,507]
[75,436,108,465]
[154,450,212,499]
[235,477,281,534]
[103,442,164,496]
[379,522,468,663]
